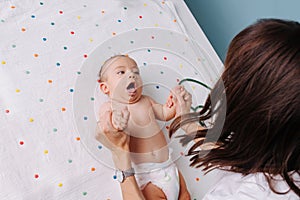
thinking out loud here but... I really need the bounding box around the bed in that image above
[0,0,223,199]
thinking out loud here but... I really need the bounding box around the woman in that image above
[96,18,300,199]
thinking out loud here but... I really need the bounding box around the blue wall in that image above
[185,0,300,61]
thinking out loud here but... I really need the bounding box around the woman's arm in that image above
[95,110,145,200]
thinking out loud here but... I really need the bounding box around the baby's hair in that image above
[98,54,128,81]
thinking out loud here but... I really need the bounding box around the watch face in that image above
[115,170,124,182]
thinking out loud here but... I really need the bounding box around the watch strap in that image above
[123,167,135,178]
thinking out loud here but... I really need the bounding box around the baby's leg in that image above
[142,182,167,200]
[178,170,191,200]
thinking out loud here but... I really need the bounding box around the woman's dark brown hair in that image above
[169,18,300,196]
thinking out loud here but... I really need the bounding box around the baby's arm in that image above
[148,95,176,121]
[98,102,129,131]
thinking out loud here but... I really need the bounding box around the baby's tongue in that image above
[127,88,135,93]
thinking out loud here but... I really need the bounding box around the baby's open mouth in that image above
[126,82,136,94]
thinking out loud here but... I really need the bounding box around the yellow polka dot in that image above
[143,3,147,6]
[44,150,48,154]
[77,16,81,20]
[34,53,39,58]
[58,183,63,187]
[1,61,6,64]
[89,38,93,42]
[154,23,159,27]
[179,64,183,69]
[15,89,20,93]
[166,43,170,47]
[192,86,195,90]
[29,118,34,122]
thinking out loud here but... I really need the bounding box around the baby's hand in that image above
[172,85,192,116]
[112,107,130,131]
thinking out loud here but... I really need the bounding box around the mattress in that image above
[0,0,223,199]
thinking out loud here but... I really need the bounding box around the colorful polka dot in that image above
[91,167,96,172]
[12,44,16,48]
[83,54,88,58]
[163,56,167,60]
[39,2,44,6]
[53,128,58,132]
[70,31,75,35]
[29,118,34,122]
[34,174,39,179]
[1,61,6,64]
[50,22,55,26]
[31,15,36,19]
[83,116,88,120]
[63,46,68,50]
[15,89,21,93]
[61,107,66,112]
[56,62,60,67]
[195,177,200,182]
[69,88,74,92]
[139,15,143,19]
[68,159,72,163]
[44,150,48,154]
[48,80,53,83]
[39,98,44,102]
[90,97,94,101]
[33,53,39,58]
[25,70,30,74]
[82,192,87,196]
[98,145,102,150]
[19,141,24,145]
[59,10,63,14]
[76,137,80,141]
[21,27,26,32]
[5,109,10,113]
[58,183,63,187]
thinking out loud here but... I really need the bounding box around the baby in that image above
[98,55,190,199]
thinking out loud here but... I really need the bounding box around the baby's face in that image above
[100,56,143,104]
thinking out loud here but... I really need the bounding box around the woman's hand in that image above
[95,109,130,152]
[171,85,192,117]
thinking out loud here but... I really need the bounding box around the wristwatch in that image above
[114,167,135,183]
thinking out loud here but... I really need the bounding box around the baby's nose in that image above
[128,72,135,79]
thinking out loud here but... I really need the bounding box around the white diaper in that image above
[133,153,180,199]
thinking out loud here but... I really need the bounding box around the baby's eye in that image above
[117,71,125,75]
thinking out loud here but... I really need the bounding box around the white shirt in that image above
[203,171,300,200]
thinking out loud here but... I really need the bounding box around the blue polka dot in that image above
[40,2,44,6]
[113,175,117,179]
[42,37,47,41]
[143,62,147,66]
[83,116,88,120]
[147,49,151,52]
[31,15,36,18]
[50,22,55,25]
[69,88,74,92]
[117,19,122,22]
[63,46,68,50]
[56,62,60,67]
[98,145,102,149]
[156,86,160,89]
[130,40,134,44]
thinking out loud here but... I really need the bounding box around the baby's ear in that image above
[100,82,109,94]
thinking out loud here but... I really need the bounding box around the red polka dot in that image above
[5,109,10,113]
[139,15,143,19]
[76,137,81,141]
[163,56,167,60]
[151,36,155,39]
[61,107,66,112]
[91,167,96,172]
[70,31,75,35]
[83,54,88,58]
[34,174,39,179]
[196,177,200,181]
[19,141,24,145]
[59,10,63,14]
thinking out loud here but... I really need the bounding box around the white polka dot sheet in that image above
[0,0,223,199]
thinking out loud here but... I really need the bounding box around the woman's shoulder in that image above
[203,171,299,200]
